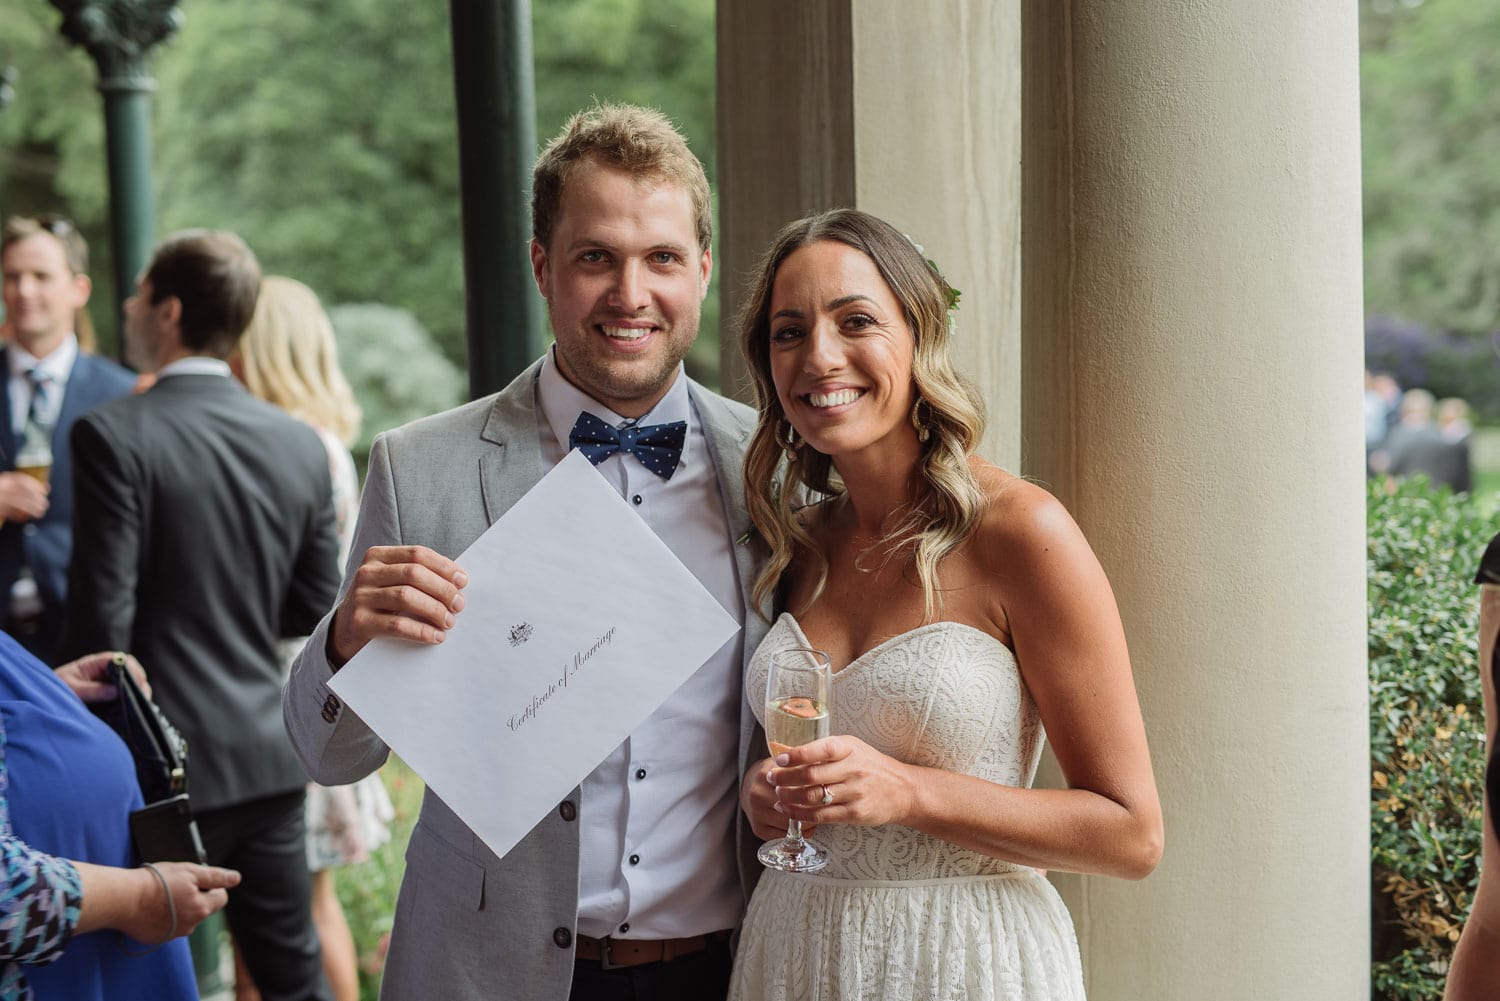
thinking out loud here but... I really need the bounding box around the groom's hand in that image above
[328,545,468,669]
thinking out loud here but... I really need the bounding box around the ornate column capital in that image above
[49,0,182,94]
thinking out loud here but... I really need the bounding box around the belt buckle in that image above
[597,936,626,971]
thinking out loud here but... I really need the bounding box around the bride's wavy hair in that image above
[739,208,986,622]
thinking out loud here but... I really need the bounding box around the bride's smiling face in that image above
[767,240,920,462]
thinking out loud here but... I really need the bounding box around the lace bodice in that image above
[748,613,1046,881]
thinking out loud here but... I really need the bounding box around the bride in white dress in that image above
[728,209,1163,1001]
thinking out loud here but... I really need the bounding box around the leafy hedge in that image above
[1368,477,1493,999]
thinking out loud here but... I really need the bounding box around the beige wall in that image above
[716,0,1020,469]
[1022,1,1370,997]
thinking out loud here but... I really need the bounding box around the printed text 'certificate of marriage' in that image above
[329,449,741,861]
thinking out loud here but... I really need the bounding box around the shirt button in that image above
[635,768,647,780]
[553,927,572,949]
[629,854,640,866]
[619,923,630,934]
[632,494,643,506]
[559,801,577,822]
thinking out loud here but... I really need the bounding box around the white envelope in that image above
[328,449,741,860]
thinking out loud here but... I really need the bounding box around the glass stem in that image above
[784,819,805,849]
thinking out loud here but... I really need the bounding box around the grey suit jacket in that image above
[284,359,769,1000]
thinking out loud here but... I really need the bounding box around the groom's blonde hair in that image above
[531,103,712,253]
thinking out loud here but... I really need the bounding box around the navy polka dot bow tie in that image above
[568,411,687,480]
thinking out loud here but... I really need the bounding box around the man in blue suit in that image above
[0,215,134,662]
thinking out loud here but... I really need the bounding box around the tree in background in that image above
[151,1,465,362]
[0,0,719,389]
[1362,0,1500,339]
[328,303,465,463]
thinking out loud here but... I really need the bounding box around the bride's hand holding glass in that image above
[756,647,833,873]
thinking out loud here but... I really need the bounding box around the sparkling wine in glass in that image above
[757,646,833,873]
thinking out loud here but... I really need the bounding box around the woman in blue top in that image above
[0,629,239,1000]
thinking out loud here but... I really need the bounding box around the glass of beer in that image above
[757,646,834,873]
[14,424,52,484]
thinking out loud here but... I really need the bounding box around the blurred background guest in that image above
[1385,387,1472,493]
[0,216,134,663]
[0,629,240,1000]
[232,275,391,1001]
[1365,370,1403,476]
[1438,396,1473,443]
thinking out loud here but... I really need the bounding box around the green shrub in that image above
[335,759,424,1001]
[328,303,467,463]
[1368,476,1493,999]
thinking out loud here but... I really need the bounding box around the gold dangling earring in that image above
[780,420,801,461]
[911,397,931,444]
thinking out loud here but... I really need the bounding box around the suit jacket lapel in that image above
[54,353,101,450]
[690,383,768,628]
[0,349,13,466]
[478,359,547,526]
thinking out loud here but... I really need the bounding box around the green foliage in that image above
[0,3,105,217]
[0,0,721,383]
[328,303,465,459]
[151,0,468,360]
[335,759,424,1001]
[1368,476,1493,999]
[1361,0,1500,337]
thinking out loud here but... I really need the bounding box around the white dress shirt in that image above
[155,357,232,380]
[536,348,746,940]
[8,333,78,433]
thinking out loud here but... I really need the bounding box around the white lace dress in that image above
[728,614,1085,1001]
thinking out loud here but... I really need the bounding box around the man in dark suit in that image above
[1386,387,1472,493]
[60,230,342,1001]
[0,214,135,662]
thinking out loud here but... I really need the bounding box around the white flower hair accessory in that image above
[904,233,962,336]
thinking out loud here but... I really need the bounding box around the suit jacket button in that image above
[559,801,577,822]
[553,927,572,949]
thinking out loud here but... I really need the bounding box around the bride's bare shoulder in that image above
[968,457,1087,560]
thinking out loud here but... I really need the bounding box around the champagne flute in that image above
[757,646,833,873]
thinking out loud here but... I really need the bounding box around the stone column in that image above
[1022,2,1369,998]
[716,0,1020,467]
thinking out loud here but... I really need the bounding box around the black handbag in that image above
[90,654,207,864]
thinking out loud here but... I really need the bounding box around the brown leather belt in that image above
[574,929,732,969]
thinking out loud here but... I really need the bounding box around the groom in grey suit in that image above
[285,104,767,1000]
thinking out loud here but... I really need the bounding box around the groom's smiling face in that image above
[530,160,712,420]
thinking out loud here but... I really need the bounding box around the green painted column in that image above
[449,0,544,400]
[50,0,180,353]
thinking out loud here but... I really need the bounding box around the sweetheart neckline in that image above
[775,612,1016,677]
